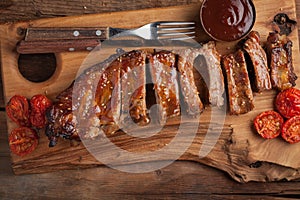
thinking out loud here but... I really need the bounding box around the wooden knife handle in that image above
[25,27,109,41]
[16,39,101,54]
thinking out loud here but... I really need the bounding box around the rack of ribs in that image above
[46,38,282,146]
[265,32,297,90]
[222,49,254,115]
[242,31,272,92]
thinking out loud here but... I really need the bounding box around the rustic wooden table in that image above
[1,0,300,199]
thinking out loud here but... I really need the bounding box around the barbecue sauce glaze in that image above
[200,0,255,41]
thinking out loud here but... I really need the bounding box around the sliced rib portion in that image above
[176,48,204,117]
[266,32,297,90]
[45,63,106,146]
[191,42,225,107]
[119,50,149,127]
[94,54,121,135]
[46,85,79,147]
[222,50,254,115]
[149,51,180,124]
[243,31,272,92]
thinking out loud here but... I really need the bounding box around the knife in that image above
[17,27,198,54]
[17,27,128,54]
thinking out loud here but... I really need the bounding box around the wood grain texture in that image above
[1,0,300,199]
[1,0,300,183]
[1,156,300,199]
[0,0,200,23]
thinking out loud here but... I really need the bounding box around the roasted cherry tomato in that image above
[9,127,38,156]
[6,95,30,127]
[254,110,284,139]
[30,94,53,128]
[275,87,300,119]
[281,115,300,144]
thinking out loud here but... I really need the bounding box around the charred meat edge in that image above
[46,50,149,146]
[176,48,204,116]
[243,31,272,92]
[222,49,254,115]
[118,51,149,128]
[149,50,181,124]
[192,41,225,108]
[265,32,297,90]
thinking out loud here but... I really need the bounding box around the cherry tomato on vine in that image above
[9,127,38,156]
[275,87,300,119]
[281,115,300,144]
[6,95,30,127]
[253,110,284,139]
[30,94,53,128]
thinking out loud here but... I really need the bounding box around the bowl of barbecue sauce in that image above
[200,0,256,42]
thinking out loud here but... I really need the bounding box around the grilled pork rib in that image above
[190,42,225,107]
[222,50,254,115]
[199,42,225,107]
[46,50,149,146]
[266,32,297,90]
[46,86,78,147]
[177,49,204,117]
[119,51,149,127]
[243,31,272,92]
[149,51,181,124]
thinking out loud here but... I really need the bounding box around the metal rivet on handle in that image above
[86,47,93,51]
[95,30,102,36]
[73,31,80,37]
[69,48,75,52]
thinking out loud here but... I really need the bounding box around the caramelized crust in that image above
[243,31,272,92]
[46,86,79,147]
[266,32,297,90]
[119,51,149,127]
[47,39,281,146]
[176,49,204,116]
[222,50,254,115]
[149,51,180,123]
[46,50,149,146]
[191,42,225,107]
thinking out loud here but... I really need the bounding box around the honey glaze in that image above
[200,0,256,41]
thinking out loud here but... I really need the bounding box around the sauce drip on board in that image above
[200,0,255,41]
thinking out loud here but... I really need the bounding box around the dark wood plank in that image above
[0,112,9,156]
[2,1,300,182]
[0,67,4,107]
[1,161,300,199]
[0,110,7,133]
[1,0,300,199]
[0,0,199,23]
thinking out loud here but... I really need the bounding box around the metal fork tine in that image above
[115,21,196,40]
[157,27,195,32]
[166,35,196,40]
[158,31,195,37]
[157,21,195,26]
[156,21,195,40]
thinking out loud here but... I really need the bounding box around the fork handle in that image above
[25,27,110,41]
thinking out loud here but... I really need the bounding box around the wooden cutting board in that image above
[1,0,300,183]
